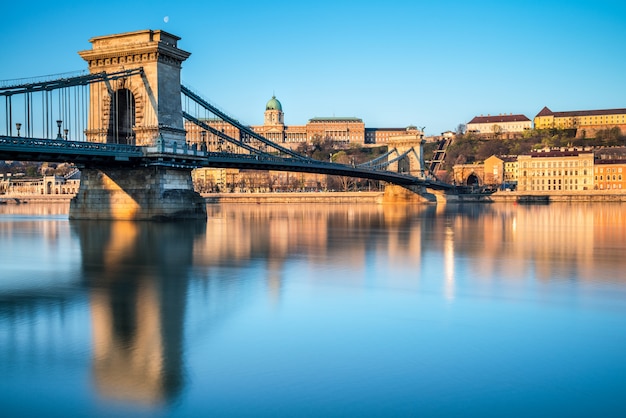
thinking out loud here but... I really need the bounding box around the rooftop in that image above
[468,114,531,124]
[308,117,363,123]
[535,106,626,118]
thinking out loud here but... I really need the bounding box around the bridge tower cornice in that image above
[79,29,190,64]
[78,43,191,69]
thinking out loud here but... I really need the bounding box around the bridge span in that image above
[0,135,452,189]
[0,29,456,220]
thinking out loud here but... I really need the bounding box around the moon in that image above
[164,16,169,23]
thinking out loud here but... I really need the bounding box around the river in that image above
[1,202,625,417]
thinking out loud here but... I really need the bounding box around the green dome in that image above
[266,95,282,111]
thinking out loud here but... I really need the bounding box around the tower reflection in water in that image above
[72,220,205,405]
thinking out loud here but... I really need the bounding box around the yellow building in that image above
[534,106,626,138]
[503,157,519,187]
[517,149,594,192]
[483,155,504,185]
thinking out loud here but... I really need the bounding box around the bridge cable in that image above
[181,85,308,161]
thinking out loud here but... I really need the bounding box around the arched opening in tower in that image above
[110,88,136,145]
[398,157,410,174]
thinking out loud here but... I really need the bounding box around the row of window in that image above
[530,178,586,185]
[522,160,590,168]
[595,175,623,181]
[522,170,588,177]
[526,185,585,191]
[596,167,623,173]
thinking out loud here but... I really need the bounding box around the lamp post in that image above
[15,123,21,137]
[201,130,207,151]
[64,129,69,140]
[56,120,63,140]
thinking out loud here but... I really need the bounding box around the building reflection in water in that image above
[71,220,205,406]
[197,204,439,292]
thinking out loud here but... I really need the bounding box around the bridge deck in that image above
[0,136,454,190]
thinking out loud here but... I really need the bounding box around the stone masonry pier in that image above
[69,167,206,220]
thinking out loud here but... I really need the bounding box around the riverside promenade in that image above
[3,190,626,205]
[202,190,626,204]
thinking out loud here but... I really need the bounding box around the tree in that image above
[476,140,508,161]
[492,124,502,139]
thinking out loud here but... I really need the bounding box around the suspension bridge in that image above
[0,29,454,220]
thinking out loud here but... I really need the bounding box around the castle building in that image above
[534,106,626,138]
[185,95,422,150]
[466,114,532,139]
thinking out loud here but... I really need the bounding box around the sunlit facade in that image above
[517,149,594,192]
[534,106,626,137]
[0,174,80,195]
[594,160,626,191]
[185,95,421,150]
[466,113,532,139]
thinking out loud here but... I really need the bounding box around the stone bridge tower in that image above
[78,30,190,148]
[70,30,206,221]
[386,127,426,177]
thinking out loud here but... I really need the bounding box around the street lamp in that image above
[15,123,21,137]
[56,120,63,140]
[64,129,69,140]
[201,130,207,150]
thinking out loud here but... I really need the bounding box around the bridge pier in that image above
[382,184,458,204]
[69,167,206,221]
[383,184,435,203]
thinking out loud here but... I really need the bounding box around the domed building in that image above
[264,96,284,126]
[265,96,282,111]
[186,94,426,152]
[256,94,367,148]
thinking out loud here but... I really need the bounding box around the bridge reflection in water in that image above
[73,220,203,404]
[2,203,626,415]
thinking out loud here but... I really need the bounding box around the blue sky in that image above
[1,0,624,135]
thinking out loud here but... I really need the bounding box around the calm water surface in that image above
[1,202,625,417]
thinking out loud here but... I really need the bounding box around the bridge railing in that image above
[0,135,143,156]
